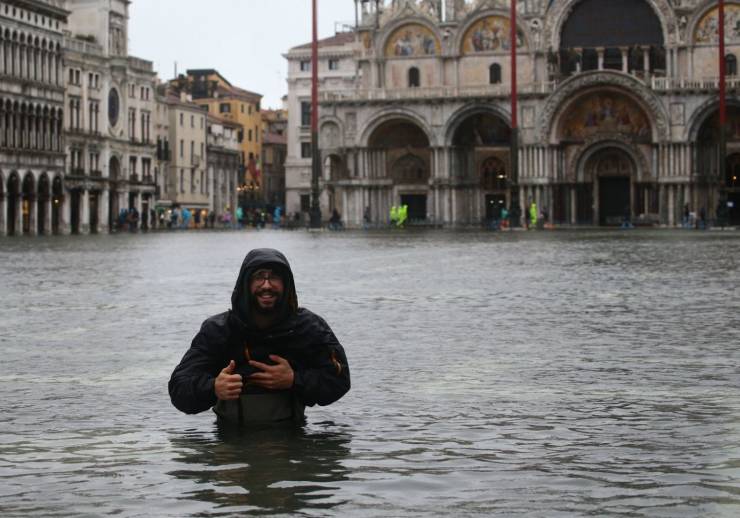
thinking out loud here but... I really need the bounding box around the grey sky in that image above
[128,0,356,109]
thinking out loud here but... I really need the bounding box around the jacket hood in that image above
[230,248,299,329]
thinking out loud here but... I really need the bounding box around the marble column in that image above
[643,46,650,76]
[621,47,628,73]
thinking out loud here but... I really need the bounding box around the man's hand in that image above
[248,355,294,390]
[214,360,243,400]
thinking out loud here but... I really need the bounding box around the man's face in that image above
[249,268,285,314]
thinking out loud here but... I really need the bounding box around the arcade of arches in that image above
[1,171,64,236]
[319,89,740,227]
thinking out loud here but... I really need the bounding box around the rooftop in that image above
[291,32,355,52]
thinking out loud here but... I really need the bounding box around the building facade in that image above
[286,0,740,227]
[162,91,209,217]
[171,70,263,195]
[63,0,157,233]
[0,0,67,236]
[261,107,287,209]
[285,31,356,219]
[207,113,240,220]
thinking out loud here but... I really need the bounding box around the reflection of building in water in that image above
[284,0,740,227]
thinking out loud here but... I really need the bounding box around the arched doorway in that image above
[89,190,99,234]
[7,173,19,236]
[21,172,34,235]
[451,111,512,224]
[37,173,50,235]
[69,188,81,235]
[696,106,740,223]
[584,147,636,225]
[51,176,63,234]
[368,119,431,222]
[108,156,120,231]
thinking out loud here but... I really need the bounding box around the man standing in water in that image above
[169,248,350,424]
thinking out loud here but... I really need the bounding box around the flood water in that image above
[1,229,739,517]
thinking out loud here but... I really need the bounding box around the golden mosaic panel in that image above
[385,24,440,57]
[462,16,525,54]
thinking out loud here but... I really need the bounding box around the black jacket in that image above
[168,248,350,415]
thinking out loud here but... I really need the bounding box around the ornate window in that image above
[108,88,120,127]
[489,64,502,84]
[727,54,737,76]
[408,67,420,88]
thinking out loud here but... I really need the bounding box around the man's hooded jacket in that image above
[169,249,350,422]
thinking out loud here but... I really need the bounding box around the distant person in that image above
[500,206,509,230]
[529,201,538,229]
[621,205,634,229]
[397,204,408,228]
[182,207,192,229]
[329,209,342,231]
[363,206,371,230]
[127,207,139,232]
[683,203,690,228]
[168,248,350,425]
[273,206,282,229]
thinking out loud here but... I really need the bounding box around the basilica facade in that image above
[287,0,740,227]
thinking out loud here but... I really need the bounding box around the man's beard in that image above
[251,289,283,315]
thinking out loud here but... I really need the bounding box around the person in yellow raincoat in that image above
[529,201,538,229]
[390,206,398,227]
[397,204,408,228]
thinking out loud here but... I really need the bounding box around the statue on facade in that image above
[418,0,441,18]
[449,0,473,21]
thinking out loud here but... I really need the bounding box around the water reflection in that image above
[168,424,352,514]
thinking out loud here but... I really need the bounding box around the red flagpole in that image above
[719,0,726,128]
[510,0,520,224]
[310,0,321,227]
[719,0,727,211]
[510,0,517,132]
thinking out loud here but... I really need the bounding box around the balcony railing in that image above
[651,76,740,91]
[320,82,557,103]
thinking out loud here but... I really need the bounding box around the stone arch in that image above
[444,103,511,146]
[379,18,442,58]
[37,172,50,234]
[541,71,668,143]
[454,9,531,56]
[360,108,434,147]
[21,171,34,234]
[390,153,429,184]
[572,137,649,183]
[690,1,740,46]
[7,171,20,235]
[543,0,677,50]
[323,153,347,182]
[686,97,740,141]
